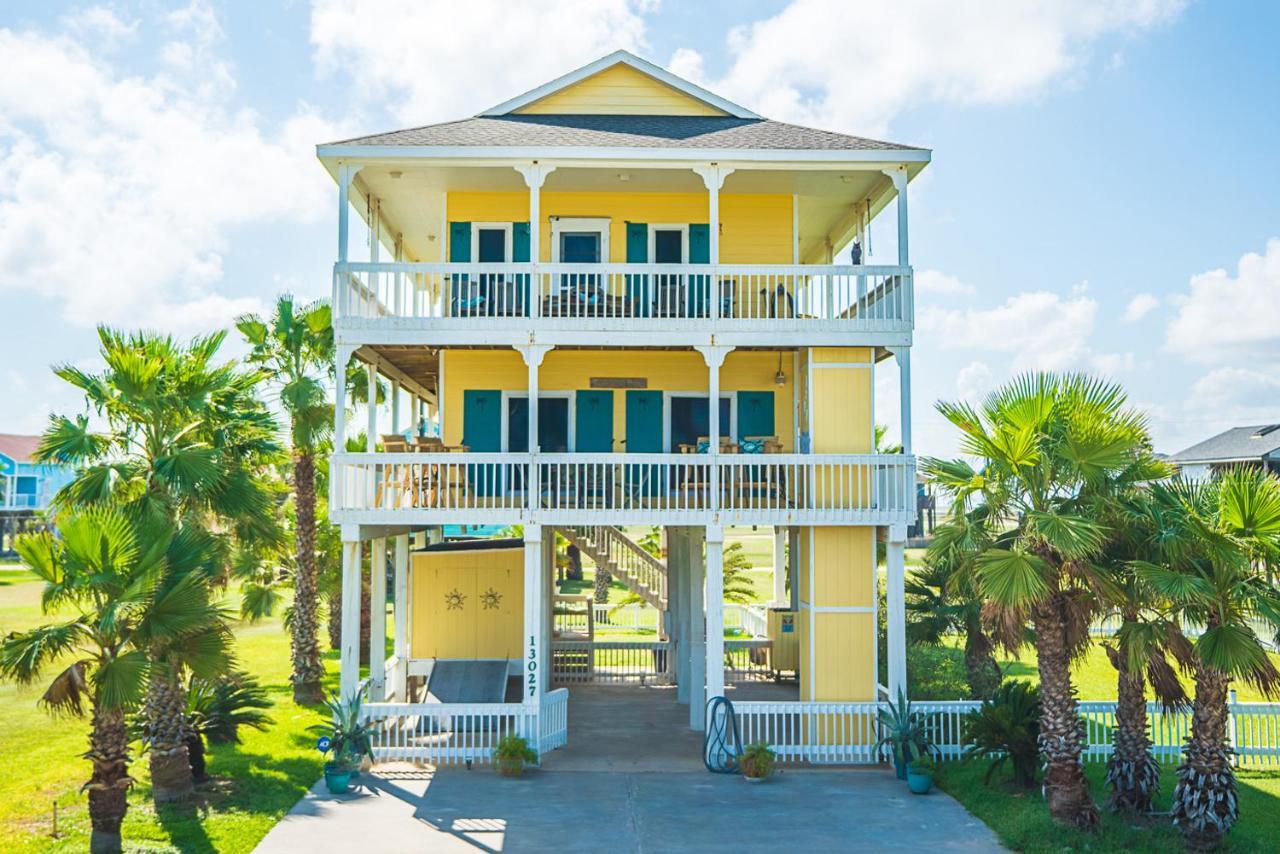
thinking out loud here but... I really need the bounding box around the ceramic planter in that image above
[907,769,934,794]
[498,757,525,778]
[324,763,354,794]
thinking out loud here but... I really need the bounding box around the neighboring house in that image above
[1168,424,1280,482]
[320,51,927,760]
[0,433,74,553]
[0,434,74,512]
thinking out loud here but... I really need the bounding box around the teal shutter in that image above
[737,391,775,440]
[575,390,614,452]
[463,389,501,496]
[626,222,649,317]
[625,389,664,495]
[449,222,472,262]
[689,223,710,316]
[512,221,531,314]
[449,221,473,316]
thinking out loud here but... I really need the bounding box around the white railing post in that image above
[886,527,908,700]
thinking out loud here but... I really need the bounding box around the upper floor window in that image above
[552,218,610,264]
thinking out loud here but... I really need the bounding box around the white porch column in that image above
[883,167,909,266]
[516,164,555,313]
[687,528,706,731]
[886,524,908,700]
[696,345,732,509]
[672,528,690,704]
[705,526,725,710]
[339,539,362,699]
[332,345,354,510]
[390,379,401,434]
[368,537,387,701]
[772,526,787,605]
[693,165,734,319]
[896,347,913,456]
[365,363,378,452]
[523,524,546,705]
[337,164,363,264]
[393,534,409,701]
[518,345,552,507]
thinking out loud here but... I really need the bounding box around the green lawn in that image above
[0,572,336,853]
[938,757,1280,852]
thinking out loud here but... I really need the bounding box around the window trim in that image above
[470,222,513,263]
[550,217,610,263]
[648,223,689,264]
[500,390,576,452]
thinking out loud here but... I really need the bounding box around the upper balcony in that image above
[333,261,912,346]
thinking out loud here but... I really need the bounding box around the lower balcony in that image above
[330,451,915,526]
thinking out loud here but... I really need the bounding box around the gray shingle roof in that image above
[1168,425,1280,463]
[326,115,924,152]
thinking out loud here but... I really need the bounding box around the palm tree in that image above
[0,510,229,854]
[36,327,280,799]
[1137,471,1280,849]
[924,373,1156,831]
[237,297,334,704]
[907,543,1003,700]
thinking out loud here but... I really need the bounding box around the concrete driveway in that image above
[254,765,1003,853]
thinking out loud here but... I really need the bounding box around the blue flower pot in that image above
[907,770,934,795]
[324,764,353,794]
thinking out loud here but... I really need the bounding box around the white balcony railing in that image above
[333,262,912,332]
[330,452,915,525]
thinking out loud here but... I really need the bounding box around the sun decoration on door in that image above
[481,588,503,610]
[444,588,466,611]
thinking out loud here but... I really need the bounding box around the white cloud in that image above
[1165,238,1280,365]
[1190,367,1280,412]
[1123,292,1159,322]
[309,0,652,124]
[0,13,339,330]
[919,290,1098,371]
[956,360,994,401]
[681,0,1185,135]
[915,269,974,297]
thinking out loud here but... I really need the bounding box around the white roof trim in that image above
[479,49,761,120]
[317,144,931,165]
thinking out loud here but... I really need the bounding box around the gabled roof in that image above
[0,434,41,464]
[1168,425,1280,464]
[327,114,924,153]
[481,50,759,119]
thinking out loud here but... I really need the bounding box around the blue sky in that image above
[1,1,1277,456]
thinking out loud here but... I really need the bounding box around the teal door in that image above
[463,390,501,495]
[625,390,663,496]
[575,390,614,452]
[737,391,775,441]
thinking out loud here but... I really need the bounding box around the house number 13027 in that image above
[527,635,538,696]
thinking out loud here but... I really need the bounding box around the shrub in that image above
[961,680,1041,788]
[741,742,776,779]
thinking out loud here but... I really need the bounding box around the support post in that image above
[518,345,552,508]
[688,528,706,731]
[339,540,361,699]
[772,526,787,606]
[337,164,363,264]
[516,164,555,317]
[672,528,690,704]
[883,167,909,267]
[390,379,401,434]
[368,538,387,701]
[393,534,409,701]
[696,345,732,512]
[886,525,908,700]
[523,525,545,705]
[365,363,377,452]
[332,345,354,509]
[693,165,733,320]
[897,347,912,456]
[705,526,725,711]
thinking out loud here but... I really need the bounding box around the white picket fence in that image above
[1091,614,1280,652]
[585,602,767,636]
[551,640,673,684]
[732,694,1280,767]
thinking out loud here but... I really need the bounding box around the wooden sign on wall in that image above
[590,377,647,389]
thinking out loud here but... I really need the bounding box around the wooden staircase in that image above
[556,525,668,611]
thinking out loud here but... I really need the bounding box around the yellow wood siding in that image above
[798,526,876,703]
[810,348,873,455]
[514,64,727,116]
[442,349,795,451]
[410,548,523,660]
[446,191,793,265]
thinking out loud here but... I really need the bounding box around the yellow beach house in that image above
[319,50,928,765]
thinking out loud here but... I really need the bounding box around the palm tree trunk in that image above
[1106,649,1159,813]
[87,703,130,854]
[1033,595,1101,830]
[145,671,194,802]
[1171,660,1235,849]
[594,568,612,604]
[962,613,1002,700]
[290,451,326,704]
[185,732,208,783]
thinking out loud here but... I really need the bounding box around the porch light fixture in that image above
[774,352,787,386]
[618,173,630,181]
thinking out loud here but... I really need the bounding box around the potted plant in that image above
[312,691,377,794]
[875,688,932,779]
[493,735,538,778]
[740,742,776,782]
[907,754,935,794]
